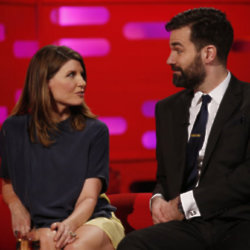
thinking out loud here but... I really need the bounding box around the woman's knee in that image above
[64,241,80,250]
[36,228,56,249]
[65,225,114,250]
[64,238,97,250]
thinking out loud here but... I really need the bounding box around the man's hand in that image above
[151,196,184,224]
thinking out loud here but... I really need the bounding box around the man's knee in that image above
[117,230,146,250]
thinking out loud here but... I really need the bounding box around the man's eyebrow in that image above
[170,42,184,47]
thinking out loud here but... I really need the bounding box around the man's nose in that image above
[167,53,175,65]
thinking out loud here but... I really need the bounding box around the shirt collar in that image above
[191,71,231,107]
[209,71,231,105]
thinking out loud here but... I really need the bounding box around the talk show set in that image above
[0,1,250,250]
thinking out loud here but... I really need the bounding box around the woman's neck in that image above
[51,106,71,122]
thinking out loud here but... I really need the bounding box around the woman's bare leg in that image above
[29,228,57,250]
[64,224,114,250]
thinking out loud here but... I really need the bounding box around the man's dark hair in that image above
[166,7,234,65]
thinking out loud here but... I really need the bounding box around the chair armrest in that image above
[108,193,153,233]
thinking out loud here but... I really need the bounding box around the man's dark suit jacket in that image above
[153,74,250,221]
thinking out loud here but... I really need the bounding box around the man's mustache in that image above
[171,65,183,72]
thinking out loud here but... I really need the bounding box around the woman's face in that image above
[48,59,86,113]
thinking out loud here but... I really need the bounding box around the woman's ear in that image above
[201,45,217,64]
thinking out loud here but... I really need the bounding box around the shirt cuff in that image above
[149,193,164,211]
[180,191,201,219]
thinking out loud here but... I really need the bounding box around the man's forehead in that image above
[169,26,192,46]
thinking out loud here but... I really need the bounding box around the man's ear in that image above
[201,45,217,64]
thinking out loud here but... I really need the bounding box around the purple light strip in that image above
[99,117,127,135]
[123,22,170,40]
[15,89,22,103]
[142,131,156,149]
[0,106,8,124]
[13,41,39,58]
[58,38,110,57]
[142,100,158,118]
[51,6,110,26]
[0,24,5,42]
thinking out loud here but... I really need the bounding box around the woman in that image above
[0,45,124,249]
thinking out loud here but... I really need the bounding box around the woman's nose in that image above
[78,77,86,87]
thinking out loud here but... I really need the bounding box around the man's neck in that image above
[195,65,228,94]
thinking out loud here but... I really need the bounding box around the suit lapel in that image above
[173,90,192,130]
[202,75,242,171]
[172,90,193,190]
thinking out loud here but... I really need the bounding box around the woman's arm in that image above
[2,179,31,237]
[51,177,102,248]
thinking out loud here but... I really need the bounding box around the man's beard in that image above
[171,54,206,90]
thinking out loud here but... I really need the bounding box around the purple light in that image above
[142,131,156,149]
[15,89,22,103]
[58,38,110,57]
[51,6,109,26]
[0,24,5,42]
[13,41,39,58]
[142,100,157,118]
[99,117,127,135]
[0,106,8,124]
[123,22,170,40]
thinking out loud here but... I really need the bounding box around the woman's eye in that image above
[67,72,75,77]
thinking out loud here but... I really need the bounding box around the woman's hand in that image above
[50,178,102,248]
[50,221,77,249]
[9,200,31,238]
[2,179,31,238]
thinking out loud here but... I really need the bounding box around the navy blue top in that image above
[0,115,115,228]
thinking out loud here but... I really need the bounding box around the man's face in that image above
[167,26,206,90]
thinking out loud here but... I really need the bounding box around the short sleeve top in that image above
[0,115,115,228]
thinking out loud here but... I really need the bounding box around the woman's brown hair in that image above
[11,45,96,147]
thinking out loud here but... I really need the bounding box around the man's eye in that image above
[172,47,183,54]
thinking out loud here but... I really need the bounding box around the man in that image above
[118,7,250,250]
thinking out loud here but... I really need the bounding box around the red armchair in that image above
[109,193,153,234]
[0,193,153,249]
